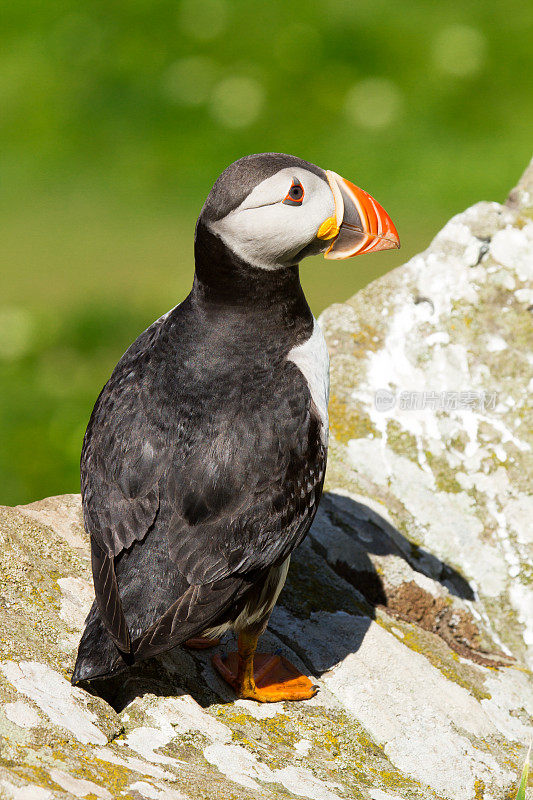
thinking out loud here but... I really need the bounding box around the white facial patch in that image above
[209,167,335,269]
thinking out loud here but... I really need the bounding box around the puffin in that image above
[72,153,399,702]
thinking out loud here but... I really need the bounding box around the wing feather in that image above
[91,541,131,652]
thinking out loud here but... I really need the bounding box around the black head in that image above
[195,152,400,273]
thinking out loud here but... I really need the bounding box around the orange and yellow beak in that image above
[317,170,400,259]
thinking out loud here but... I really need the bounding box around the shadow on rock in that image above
[316,491,475,601]
[76,641,229,712]
[271,491,511,676]
[77,491,502,710]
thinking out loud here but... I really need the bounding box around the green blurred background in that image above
[1,0,532,505]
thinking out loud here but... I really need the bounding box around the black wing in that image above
[82,312,326,660]
[81,316,170,652]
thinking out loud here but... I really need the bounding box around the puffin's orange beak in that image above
[317,170,400,259]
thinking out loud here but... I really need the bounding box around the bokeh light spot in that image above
[345,78,403,130]
[163,57,217,106]
[178,0,228,42]
[210,76,264,129]
[432,24,487,77]
[0,307,34,361]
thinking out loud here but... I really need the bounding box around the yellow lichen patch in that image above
[322,730,340,754]
[385,420,419,463]
[474,777,485,798]
[351,325,383,353]
[4,765,60,796]
[215,705,294,748]
[68,757,132,799]
[328,393,375,445]
[424,451,463,493]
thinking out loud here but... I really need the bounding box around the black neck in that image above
[191,219,313,344]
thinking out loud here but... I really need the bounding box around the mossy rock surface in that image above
[1,162,532,800]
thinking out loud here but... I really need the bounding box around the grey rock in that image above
[1,161,532,799]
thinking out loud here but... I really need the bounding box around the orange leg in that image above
[184,636,221,650]
[212,631,317,702]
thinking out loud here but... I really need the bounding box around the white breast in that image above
[287,319,330,444]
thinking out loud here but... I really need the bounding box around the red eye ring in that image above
[283,178,304,206]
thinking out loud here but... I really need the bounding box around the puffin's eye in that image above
[283,178,304,206]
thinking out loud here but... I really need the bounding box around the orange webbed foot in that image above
[212,651,318,702]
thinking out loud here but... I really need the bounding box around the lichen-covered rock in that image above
[1,162,532,800]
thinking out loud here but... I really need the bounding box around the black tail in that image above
[72,601,132,684]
